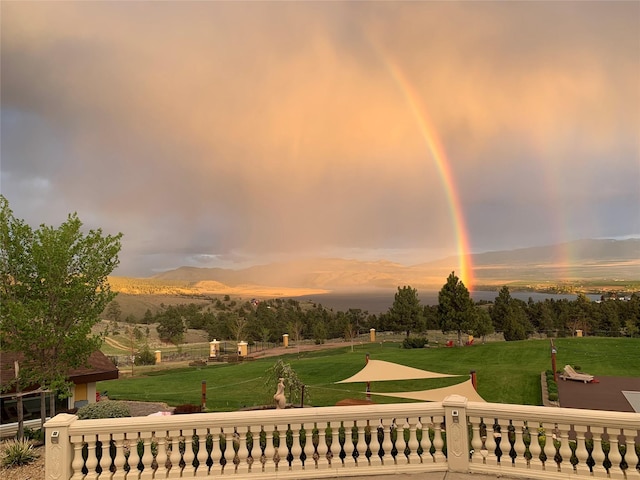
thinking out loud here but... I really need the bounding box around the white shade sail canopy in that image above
[336,359,461,384]
[368,379,486,403]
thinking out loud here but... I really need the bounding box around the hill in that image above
[144,238,639,291]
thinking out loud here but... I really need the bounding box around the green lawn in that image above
[99,337,639,411]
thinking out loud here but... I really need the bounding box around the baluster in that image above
[195,428,209,477]
[139,432,154,480]
[262,426,275,472]
[330,421,341,467]
[484,420,498,467]
[469,416,483,464]
[355,420,367,467]
[285,424,299,471]
[98,433,112,479]
[84,433,99,480]
[406,417,420,464]
[315,422,329,469]
[512,420,526,468]
[167,430,182,479]
[608,429,624,480]
[209,428,222,475]
[381,419,394,465]
[573,425,589,476]
[127,433,141,480]
[342,422,355,467]
[111,433,127,480]
[527,423,542,470]
[589,426,607,477]
[557,424,572,473]
[154,432,168,479]
[70,435,85,480]
[367,420,381,466]
[302,424,314,469]
[432,417,445,464]
[623,428,639,480]
[180,430,195,477]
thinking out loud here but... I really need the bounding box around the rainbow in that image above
[376,53,475,288]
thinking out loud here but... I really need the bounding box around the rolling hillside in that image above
[110,238,640,295]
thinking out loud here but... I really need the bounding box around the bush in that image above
[402,337,428,349]
[23,427,44,444]
[1,440,40,467]
[77,401,131,419]
[135,345,156,366]
[548,392,559,401]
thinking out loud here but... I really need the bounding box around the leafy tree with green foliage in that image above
[438,272,476,346]
[490,287,530,341]
[389,285,424,337]
[0,195,122,438]
[474,307,494,342]
[264,359,306,406]
[156,309,186,345]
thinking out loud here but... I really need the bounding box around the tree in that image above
[156,309,186,345]
[438,272,476,346]
[0,195,122,438]
[490,287,530,341]
[389,286,424,337]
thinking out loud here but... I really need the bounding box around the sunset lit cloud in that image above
[1,1,638,278]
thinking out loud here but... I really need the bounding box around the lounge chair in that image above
[561,365,594,383]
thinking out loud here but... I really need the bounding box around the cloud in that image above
[1,1,638,276]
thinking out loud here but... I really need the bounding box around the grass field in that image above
[98,337,639,412]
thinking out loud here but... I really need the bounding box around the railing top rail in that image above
[65,401,447,435]
[466,401,640,428]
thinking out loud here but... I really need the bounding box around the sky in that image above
[1,1,639,278]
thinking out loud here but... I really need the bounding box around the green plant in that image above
[135,345,156,366]
[401,337,428,349]
[1,440,40,467]
[23,427,44,443]
[77,401,131,419]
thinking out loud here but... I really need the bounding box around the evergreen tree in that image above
[438,272,476,345]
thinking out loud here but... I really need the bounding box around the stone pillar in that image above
[443,394,470,473]
[209,340,220,359]
[237,341,248,357]
[370,328,376,342]
[155,350,162,364]
[283,334,289,348]
[45,413,77,480]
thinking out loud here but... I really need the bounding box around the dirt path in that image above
[104,336,130,351]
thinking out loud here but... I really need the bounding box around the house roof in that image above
[0,350,118,394]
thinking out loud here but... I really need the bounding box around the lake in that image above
[287,289,601,314]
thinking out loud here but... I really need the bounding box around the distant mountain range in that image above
[149,238,640,291]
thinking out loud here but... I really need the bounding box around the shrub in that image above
[1,440,40,467]
[135,345,156,366]
[402,337,428,349]
[548,392,559,401]
[77,401,131,419]
[23,427,44,443]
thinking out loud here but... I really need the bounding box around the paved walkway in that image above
[349,473,519,480]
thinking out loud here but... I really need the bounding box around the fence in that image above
[44,395,640,480]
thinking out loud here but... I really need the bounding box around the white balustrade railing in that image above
[45,395,640,480]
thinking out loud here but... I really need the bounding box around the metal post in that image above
[201,381,206,411]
